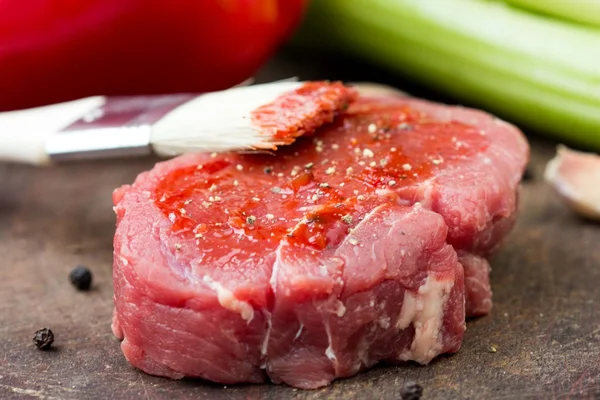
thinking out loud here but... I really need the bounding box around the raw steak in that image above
[112,95,528,388]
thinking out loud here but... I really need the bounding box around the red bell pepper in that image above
[0,0,307,111]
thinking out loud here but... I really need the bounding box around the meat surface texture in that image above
[112,95,529,388]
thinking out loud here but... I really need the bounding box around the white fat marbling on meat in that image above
[293,324,304,341]
[202,276,254,322]
[396,292,417,330]
[378,317,391,329]
[335,300,347,318]
[260,313,273,362]
[325,346,336,362]
[397,275,454,364]
[324,321,337,362]
[269,245,283,293]
[357,323,377,370]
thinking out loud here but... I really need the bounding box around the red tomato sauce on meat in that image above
[153,98,490,262]
[250,81,358,147]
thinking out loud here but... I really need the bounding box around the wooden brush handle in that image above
[0,97,105,165]
[0,128,49,165]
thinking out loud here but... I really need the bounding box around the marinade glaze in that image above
[152,98,489,288]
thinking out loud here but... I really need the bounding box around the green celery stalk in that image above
[299,0,600,150]
[505,0,600,28]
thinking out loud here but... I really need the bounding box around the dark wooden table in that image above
[2,52,600,399]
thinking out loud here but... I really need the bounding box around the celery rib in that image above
[505,0,600,28]
[300,0,600,149]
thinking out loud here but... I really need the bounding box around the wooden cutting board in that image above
[1,53,600,400]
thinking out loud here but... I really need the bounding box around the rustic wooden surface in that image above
[2,52,600,399]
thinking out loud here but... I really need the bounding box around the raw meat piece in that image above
[112,95,528,388]
[459,252,492,317]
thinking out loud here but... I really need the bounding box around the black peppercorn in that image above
[400,381,423,400]
[69,265,93,291]
[33,328,54,350]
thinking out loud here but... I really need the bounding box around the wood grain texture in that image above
[1,53,600,399]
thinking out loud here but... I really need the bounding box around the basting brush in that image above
[0,80,357,165]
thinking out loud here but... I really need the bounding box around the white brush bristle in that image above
[150,81,304,157]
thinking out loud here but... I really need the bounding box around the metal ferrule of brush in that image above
[46,94,196,162]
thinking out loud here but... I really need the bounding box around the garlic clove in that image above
[544,145,600,220]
